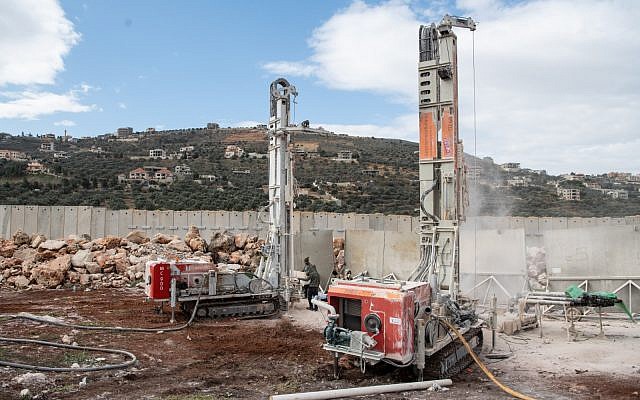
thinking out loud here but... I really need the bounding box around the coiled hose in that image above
[0,280,204,372]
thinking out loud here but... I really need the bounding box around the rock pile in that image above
[526,246,548,290]
[0,228,264,291]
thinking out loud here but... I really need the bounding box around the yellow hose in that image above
[440,319,537,400]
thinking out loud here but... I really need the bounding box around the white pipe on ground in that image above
[269,379,453,400]
[311,299,337,317]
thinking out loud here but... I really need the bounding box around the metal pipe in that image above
[269,379,453,400]
[525,300,571,306]
[312,299,337,317]
[528,291,566,297]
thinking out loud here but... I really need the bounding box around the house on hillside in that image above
[174,164,193,178]
[40,142,55,152]
[500,162,520,172]
[333,150,357,163]
[26,161,46,174]
[557,187,580,201]
[224,145,244,159]
[122,166,174,185]
[0,149,27,161]
[149,149,167,159]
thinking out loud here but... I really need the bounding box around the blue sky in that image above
[1,0,639,174]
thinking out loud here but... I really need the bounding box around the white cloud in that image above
[319,114,416,140]
[118,102,127,109]
[265,0,640,174]
[0,1,95,120]
[263,62,317,78]
[0,0,80,86]
[0,90,95,119]
[54,119,76,127]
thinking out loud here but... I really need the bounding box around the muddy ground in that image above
[0,288,639,399]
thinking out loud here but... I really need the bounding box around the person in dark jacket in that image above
[304,258,320,311]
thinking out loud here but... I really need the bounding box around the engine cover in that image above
[327,279,431,364]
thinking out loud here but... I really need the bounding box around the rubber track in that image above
[181,296,281,319]
[424,326,483,379]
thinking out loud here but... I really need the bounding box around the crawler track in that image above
[424,326,483,378]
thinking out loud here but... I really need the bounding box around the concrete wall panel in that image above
[50,206,65,239]
[77,206,92,236]
[398,216,413,233]
[214,211,230,230]
[326,213,344,231]
[343,213,357,231]
[300,212,315,232]
[63,206,78,238]
[24,206,38,235]
[37,206,51,238]
[174,211,189,237]
[188,211,203,229]
[315,212,329,230]
[159,211,175,235]
[524,217,539,235]
[293,230,334,290]
[383,215,398,231]
[345,230,385,278]
[228,211,243,230]
[544,226,640,277]
[355,214,369,230]
[117,210,132,237]
[382,231,419,280]
[90,208,105,239]
[0,205,10,239]
[104,210,119,237]
[133,210,147,231]
[10,205,25,235]
[510,217,525,229]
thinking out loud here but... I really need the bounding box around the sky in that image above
[0,0,639,175]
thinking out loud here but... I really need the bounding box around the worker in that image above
[304,257,320,311]
[302,257,312,298]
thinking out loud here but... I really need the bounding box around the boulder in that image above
[11,275,30,289]
[184,226,201,244]
[34,250,58,263]
[12,230,31,246]
[31,254,72,288]
[151,233,174,244]
[209,231,235,253]
[71,249,93,268]
[13,247,37,265]
[168,239,190,252]
[333,237,345,250]
[0,241,17,257]
[234,233,249,249]
[84,262,101,274]
[228,250,243,264]
[96,236,121,250]
[187,237,207,252]
[125,230,148,244]
[30,234,46,248]
[79,273,90,285]
[38,240,67,251]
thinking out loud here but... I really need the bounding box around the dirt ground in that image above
[1,288,639,400]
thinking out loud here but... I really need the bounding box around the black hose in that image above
[0,338,137,372]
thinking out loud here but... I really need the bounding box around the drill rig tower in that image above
[259,78,298,298]
[410,15,476,302]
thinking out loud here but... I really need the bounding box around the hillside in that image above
[1,128,639,217]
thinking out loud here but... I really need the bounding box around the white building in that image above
[500,162,520,172]
[0,149,27,161]
[40,142,55,152]
[557,187,580,201]
[53,151,70,159]
[149,149,167,159]
[224,145,244,159]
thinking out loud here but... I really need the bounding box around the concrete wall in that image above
[2,205,639,311]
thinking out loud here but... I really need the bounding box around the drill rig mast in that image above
[409,15,476,302]
[257,78,298,303]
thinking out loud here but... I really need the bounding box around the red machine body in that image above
[145,261,172,300]
[327,279,431,364]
